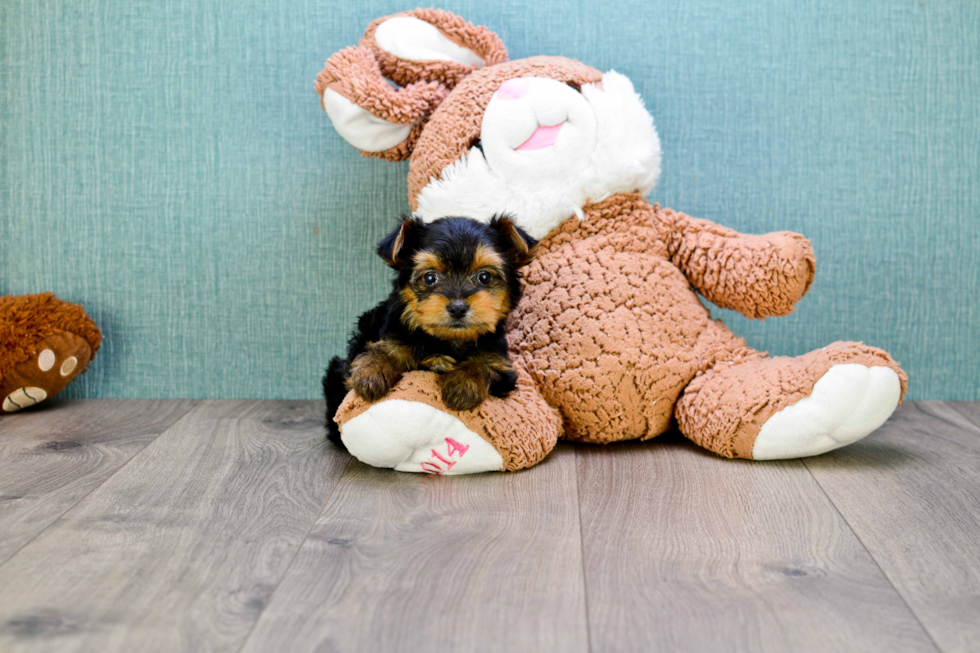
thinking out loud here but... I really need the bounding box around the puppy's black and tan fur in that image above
[323,215,537,446]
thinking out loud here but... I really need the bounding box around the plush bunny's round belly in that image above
[318,9,907,473]
[512,196,723,445]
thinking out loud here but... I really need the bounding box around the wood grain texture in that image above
[0,399,197,566]
[0,400,977,652]
[576,434,938,653]
[947,401,980,429]
[241,443,589,653]
[0,400,349,653]
[805,402,980,653]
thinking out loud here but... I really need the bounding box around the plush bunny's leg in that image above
[333,366,561,474]
[675,330,907,459]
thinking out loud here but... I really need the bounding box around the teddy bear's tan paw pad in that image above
[2,387,49,412]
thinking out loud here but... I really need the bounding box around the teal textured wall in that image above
[1,0,977,400]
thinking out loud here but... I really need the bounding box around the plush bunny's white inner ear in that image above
[374,16,484,67]
[322,88,413,152]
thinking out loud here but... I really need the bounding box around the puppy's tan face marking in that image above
[400,239,517,342]
[399,286,425,332]
[413,250,446,273]
[403,287,487,342]
[402,287,481,339]
[403,286,506,341]
[414,293,454,330]
[468,288,509,329]
[470,244,504,273]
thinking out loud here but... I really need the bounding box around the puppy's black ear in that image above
[377,216,422,268]
[490,215,538,267]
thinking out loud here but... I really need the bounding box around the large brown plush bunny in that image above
[317,9,907,474]
[0,293,101,413]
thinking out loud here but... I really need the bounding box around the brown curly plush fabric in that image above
[406,57,603,206]
[315,46,450,162]
[334,193,906,465]
[323,10,908,470]
[0,293,101,413]
[666,214,816,319]
[676,341,908,458]
[0,293,101,376]
[510,193,849,447]
[315,10,601,180]
[336,366,561,471]
[361,8,509,89]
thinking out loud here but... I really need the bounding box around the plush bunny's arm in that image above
[662,211,816,319]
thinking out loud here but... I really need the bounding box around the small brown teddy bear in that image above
[0,293,101,413]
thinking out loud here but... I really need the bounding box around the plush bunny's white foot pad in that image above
[752,364,902,460]
[341,399,504,474]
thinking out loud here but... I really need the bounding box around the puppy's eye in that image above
[423,271,438,286]
[477,271,492,286]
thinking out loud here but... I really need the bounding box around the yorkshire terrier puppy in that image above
[323,215,538,445]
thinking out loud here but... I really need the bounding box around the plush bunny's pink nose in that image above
[495,78,529,100]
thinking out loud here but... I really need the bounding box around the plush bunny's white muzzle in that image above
[480,77,597,190]
[414,71,662,240]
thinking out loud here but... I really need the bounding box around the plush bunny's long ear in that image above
[361,9,508,89]
[316,46,450,161]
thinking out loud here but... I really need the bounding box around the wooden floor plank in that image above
[0,400,348,653]
[1,400,975,651]
[805,402,980,653]
[946,401,980,429]
[576,434,938,653]
[240,443,589,653]
[0,399,197,565]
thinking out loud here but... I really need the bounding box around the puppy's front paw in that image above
[348,354,401,402]
[440,371,488,412]
[489,368,518,399]
[350,371,393,402]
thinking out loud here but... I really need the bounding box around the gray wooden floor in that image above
[0,400,977,652]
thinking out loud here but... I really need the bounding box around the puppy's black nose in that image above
[447,300,469,320]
